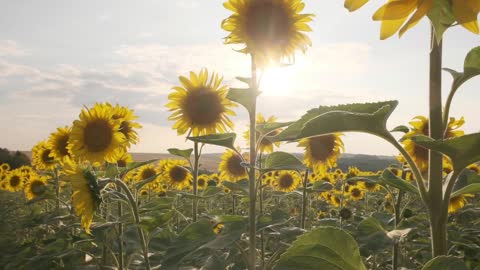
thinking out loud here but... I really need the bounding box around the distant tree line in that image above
[0,148,30,169]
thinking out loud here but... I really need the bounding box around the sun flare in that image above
[259,66,296,96]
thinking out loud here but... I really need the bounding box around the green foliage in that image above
[275,226,367,270]
[168,148,193,159]
[188,133,237,150]
[263,151,305,171]
[421,256,469,270]
[444,46,480,92]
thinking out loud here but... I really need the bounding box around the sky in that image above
[0,0,479,156]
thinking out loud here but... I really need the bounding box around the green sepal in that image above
[427,0,455,43]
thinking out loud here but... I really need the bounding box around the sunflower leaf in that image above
[357,217,392,254]
[227,87,260,114]
[451,183,480,198]
[310,181,334,193]
[221,180,249,196]
[421,256,469,270]
[134,173,162,191]
[273,101,398,141]
[168,148,193,160]
[444,46,480,92]
[381,169,419,194]
[427,0,456,43]
[390,125,409,133]
[235,77,252,86]
[411,133,480,171]
[187,133,236,150]
[119,159,159,178]
[256,121,293,135]
[452,169,480,192]
[275,226,367,270]
[263,151,305,171]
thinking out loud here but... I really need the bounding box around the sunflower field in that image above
[1,0,480,269]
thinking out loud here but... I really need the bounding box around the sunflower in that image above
[0,163,10,172]
[32,141,56,171]
[329,194,341,207]
[135,164,159,183]
[209,173,221,184]
[24,176,48,201]
[298,134,344,174]
[113,152,133,168]
[359,181,381,192]
[162,160,192,190]
[400,116,464,172]
[346,0,479,40]
[64,160,101,234]
[197,174,209,190]
[218,150,248,182]
[69,103,126,164]
[448,194,474,214]
[5,170,25,192]
[349,186,365,201]
[166,69,236,137]
[109,103,142,148]
[48,126,73,162]
[261,171,274,185]
[272,170,300,192]
[222,0,314,66]
[244,114,281,154]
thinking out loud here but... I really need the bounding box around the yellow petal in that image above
[453,0,480,34]
[344,0,370,12]
[380,17,410,39]
[373,0,418,21]
[399,0,433,37]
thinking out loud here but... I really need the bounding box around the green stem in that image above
[248,54,258,270]
[115,180,151,270]
[428,26,446,257]
[392,189,404,270]
[442,86,456,136]
[192,142,200,222]
[54,169,60,210]
[258,153,265,270]
[300,169,309,229]
[116,185,124,270]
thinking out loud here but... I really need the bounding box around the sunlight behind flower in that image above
[259,66,297,97]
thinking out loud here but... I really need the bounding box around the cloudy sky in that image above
[0,0,479,156]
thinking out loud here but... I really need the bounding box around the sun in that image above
[259,66,296,97]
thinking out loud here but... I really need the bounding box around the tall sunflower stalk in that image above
[345,0,480,258]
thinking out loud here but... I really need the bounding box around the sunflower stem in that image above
[248,54,258,270]
[116,183,124,270]
[115,179,151,270]
[54,169,60,210]
[258,152,265,270]
[192,141,200,222]
[428,26,446,257]
[300,169,309,229]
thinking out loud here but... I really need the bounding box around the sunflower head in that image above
[298,134,344,174]
[197,174,209,190]
[349,186,364,201]
[64,160,101,234]
[69,103,127,164]
[219,150,248,182]
[244,114,281,153]
[48,126,73,162]
[135,164,159,183]
[109,103,142,148]
[360,180,381,192]
[162,159,192,190]
[32,141,56,171]
[25,175,49,201]
[5,169,25,192]
[272,170,300,192]
[0,163,10,172]
[448,194,474,214]
[222,0,314,66]
[167,69,237,137]
[113,152,133,168]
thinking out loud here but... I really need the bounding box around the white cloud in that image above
[0,40,29,57]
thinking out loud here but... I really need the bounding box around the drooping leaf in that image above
[411,133,480,171]
[390,125,409,133]
[357,217,392,254]
[421,256,469,270]
[263,152,305,171]
[273,101,398,142]
[188,133,236,150]
[451,184,480,198]
[119,159,159,178]
[444,46,480,92]
[134,173,162,191]
[168,148,193,160]
[221,180,249,196]
[227,87,259,114]
[310,181,334,193]
[381,169,419,194]
[275,226,367,270]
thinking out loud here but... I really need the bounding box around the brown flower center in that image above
[30,180,46,196]
[245,1,291,51]
[120,121,132,140]
[278,174,294,189]
[170,166,187,183]
[308,135,336,162]
[198,178,206,187]
[351,188,361,198]
[184,88,224,126]
[57,134,70,157]
[117,159,127,168]
[10,175,21,187]
[140,168,156,180]
[41,149,55,164]
[226,154,246,177]
[84,119,113,152]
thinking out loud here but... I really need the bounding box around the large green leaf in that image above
[273,101,398,142]
[227,87,259,114]
[421,256,469,270]
[188,133,236,150]
[411,133,480,171]
[444,46,480,92]
[381,169,419,194]
[221,180,249,196]
[357,217,392,254]
[168,148,193,159]
[451,184,480,198]
[427,0,455,43]
[275,226,367,270]
[119,159,159,178]
[453,169,480,192]
[263,152,305,171]
[256,122,293,135]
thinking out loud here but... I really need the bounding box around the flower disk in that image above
[222,0,314,66]
[32,141,56,171]
[69,103,127,164]
[298,134,344,174]
[219,150,248,182]
[167,69,236,136]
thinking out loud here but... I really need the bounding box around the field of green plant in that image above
[1,0,480,269]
